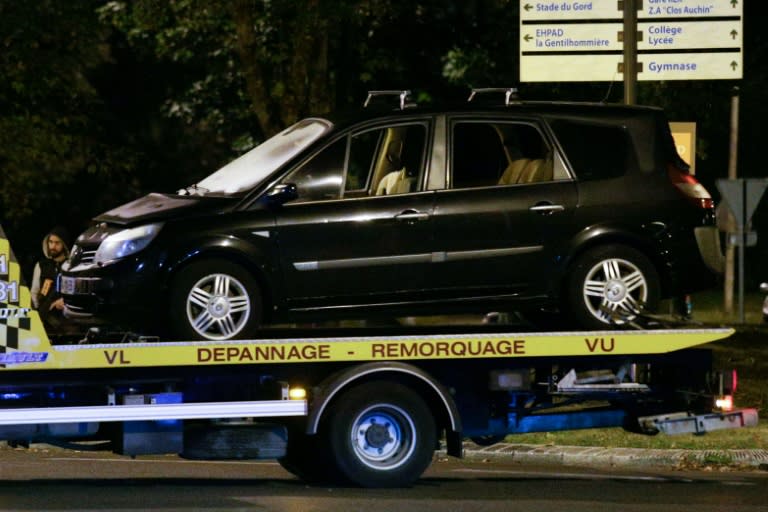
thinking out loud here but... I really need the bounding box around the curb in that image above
[5,441,768,471]
[461,442,768,470]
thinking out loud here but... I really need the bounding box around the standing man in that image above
[30,226,73,332]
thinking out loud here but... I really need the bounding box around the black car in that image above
[60,89,721,340]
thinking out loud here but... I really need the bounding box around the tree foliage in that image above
[0,1,136,223]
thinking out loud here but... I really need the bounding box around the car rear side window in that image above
[549,119,630,181]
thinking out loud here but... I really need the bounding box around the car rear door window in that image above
[450,121,552,189]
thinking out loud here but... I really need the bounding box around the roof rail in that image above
[364,90,414,110]
[467,87,519,106]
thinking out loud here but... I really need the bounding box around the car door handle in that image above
[529,203,565,214]
[395,210,430,222]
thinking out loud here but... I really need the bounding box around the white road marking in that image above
[47,457,279,466]
[452,468,687,482]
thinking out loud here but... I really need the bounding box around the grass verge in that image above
[503,419,768,450]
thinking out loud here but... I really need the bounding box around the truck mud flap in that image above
[638,409,759,435]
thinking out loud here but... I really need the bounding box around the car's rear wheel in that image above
[170,260,262,341]
[566,245,660,329]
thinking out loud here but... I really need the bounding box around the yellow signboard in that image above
[0,228,52,368]
[670,121,697,174]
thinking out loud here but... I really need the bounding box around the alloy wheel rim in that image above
[186,273,251,340]
[582,257,647,325]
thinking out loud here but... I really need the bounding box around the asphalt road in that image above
[1,448,767,512]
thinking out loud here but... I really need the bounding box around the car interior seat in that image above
[496,126,530,185]
[518,159,542,183]
[376,140,407,195]
[391,166,416,194]
[498,158,531,185]
[520,153,554,183]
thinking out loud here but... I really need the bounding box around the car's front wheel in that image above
[169,260,262,341]
[566,245,660,329]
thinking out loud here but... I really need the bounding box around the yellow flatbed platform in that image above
[0,326,735,371]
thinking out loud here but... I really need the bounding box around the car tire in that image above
[169,259,262,341]
[566,245,660,329]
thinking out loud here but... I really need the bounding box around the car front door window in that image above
[281,122,428,203]
[281,138,347,203]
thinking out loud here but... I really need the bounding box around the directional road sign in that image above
[520,21,741,52]
[717,179,768,230]
[520,0,743,82]
[520,1,742,20]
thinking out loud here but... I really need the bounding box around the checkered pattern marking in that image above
[1,227,48,363]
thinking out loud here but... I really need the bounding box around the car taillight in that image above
[668,165,714,209]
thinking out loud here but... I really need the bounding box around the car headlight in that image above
[94,223,163,265]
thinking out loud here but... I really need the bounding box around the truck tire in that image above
[566,245,660,329]
[170,260,262,341]
[278,426,341,484]
[321,381,436,488]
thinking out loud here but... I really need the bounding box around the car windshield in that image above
[191,118,333,196]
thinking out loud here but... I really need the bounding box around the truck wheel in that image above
[278,427,341,484]
[170,260,262,341]
[566,245,659,329]
[322,381,436,488]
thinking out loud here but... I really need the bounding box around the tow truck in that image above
[0,224,758,487]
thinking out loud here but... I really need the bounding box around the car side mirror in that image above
[266,183,299,205]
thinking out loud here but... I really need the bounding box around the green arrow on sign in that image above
[730,29,738,40]
[731,61,738,71]
[730,0,738,7]
[524,34,533,42]
[524,3,533,11]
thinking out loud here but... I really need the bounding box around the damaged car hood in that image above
[95,193,235,227]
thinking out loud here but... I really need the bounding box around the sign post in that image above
[717,179,768,323]
[623,0,638,104]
